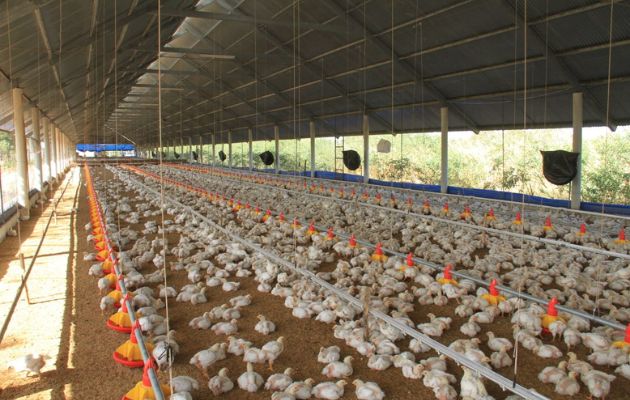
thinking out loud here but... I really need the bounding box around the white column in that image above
[30,108,43,192]
[309,121,316,178]
[440,107,448,194]
[187,136,193,162]
[198,135,204,163]
[228,130,232,168]
[50,125,58,180]
[55,128,62,178]
[362,115,369,183]
[42,118,51,183]
[179,137,184,156]
[248,128,253,170]
[571,92,583,210]
[274,125,280,174]
[211,133,216,166]
[12,88,30,219]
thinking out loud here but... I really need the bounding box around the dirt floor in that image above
[0,165,627,400]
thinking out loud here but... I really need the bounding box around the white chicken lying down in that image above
[7,354,49,376]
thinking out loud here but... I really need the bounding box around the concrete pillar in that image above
[187,136,193,161]
[198,135,204,163]
[30,108,43,192]
[571,92,583,210]
[247,128,253,170]
[440,107,448,194]
[309,121,316,178]
[362,115,369,183]
[211,134,216,166]
[228,130,232,168]
[55,128,62,178]
[50,125,58,180]
[274,125,280,174]
[42,118,51,183]
[12,88,30,219]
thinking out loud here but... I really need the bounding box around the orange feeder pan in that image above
[307,222,317,235]
[371,242,388,262]
[541,297,565,333]
[95,249,110,262]
[107,295,134,333]
[121,359,170,400]
[113,322,154,368]
[437,264,458,285]
[612,324,630,350]
[107,276,126,309]
[480,279,506,305]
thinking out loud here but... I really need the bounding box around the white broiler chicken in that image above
[237,362,264,392]
[262,336,286,369]
[460,368,490,399]
[265,368,294,391]
[208,367,234,396]
[7,354,49,376]
[171,376,199,393]
[286,378,315,399]
[189,343,227,378]
[353,379,385,400]
[312,380,347,400]
[318,346,341,363]
[211,319,238,336]
[322,356,353,378]
[254,315,276,335]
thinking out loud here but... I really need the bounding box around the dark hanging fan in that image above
[342,150,361,171]
[174,152,180,159]
[192,151,198,161]
[259,150,274,166]
[218,150,227,162]
[540,150,579,185]
[151,151,156,158]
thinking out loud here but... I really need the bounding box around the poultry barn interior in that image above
[1,1,630,400]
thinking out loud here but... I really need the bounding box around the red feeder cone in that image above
[107,276,125,308]
[113,321,154,368]
[543,215,553,231]
[481,279,506,305]
[326,227,335,240]
[348,234,357,248]
[441,202,449,216]
[307,222,317,235]
[278,212,286,222]
[371,242,388,263]
[577,223,587,236]
[437,264,458,285]
[400,252,414,273]
[245,202,251,209]
[541,297,564,331]
[121,358,171,400]
[291,218,301,229]
[262,209,272,223]
[107,294,133,333]
[460,205,472,220]
[513,212,522,225]
[615,228,627,244]
[485,208,496,222]
[612,324,630,349]
[232,200,242,212]
[254,206,261,215]
[422,199,431,214]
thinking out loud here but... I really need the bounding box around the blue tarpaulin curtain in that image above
[76,144,135,152]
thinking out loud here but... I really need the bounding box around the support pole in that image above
[309,121,316,178]
[248,128,253,171]
[30,108,43,192]
[198,135,203,163]
[42,118,51,184]
[179,137,184,157]
[362,115,369,183]
[274,125,280,174]
[571,92,583,210]
[228,130,232,168]
[12,88,30,219]
[187,136,193,162]
[440,107,449,194]
[50,125,58,180]
[211,133,216,166]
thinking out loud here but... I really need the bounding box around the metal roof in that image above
[1,0,629,145]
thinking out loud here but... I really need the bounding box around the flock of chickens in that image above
[78,163,630,400]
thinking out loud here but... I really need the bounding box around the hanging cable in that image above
[156,0,174,392]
